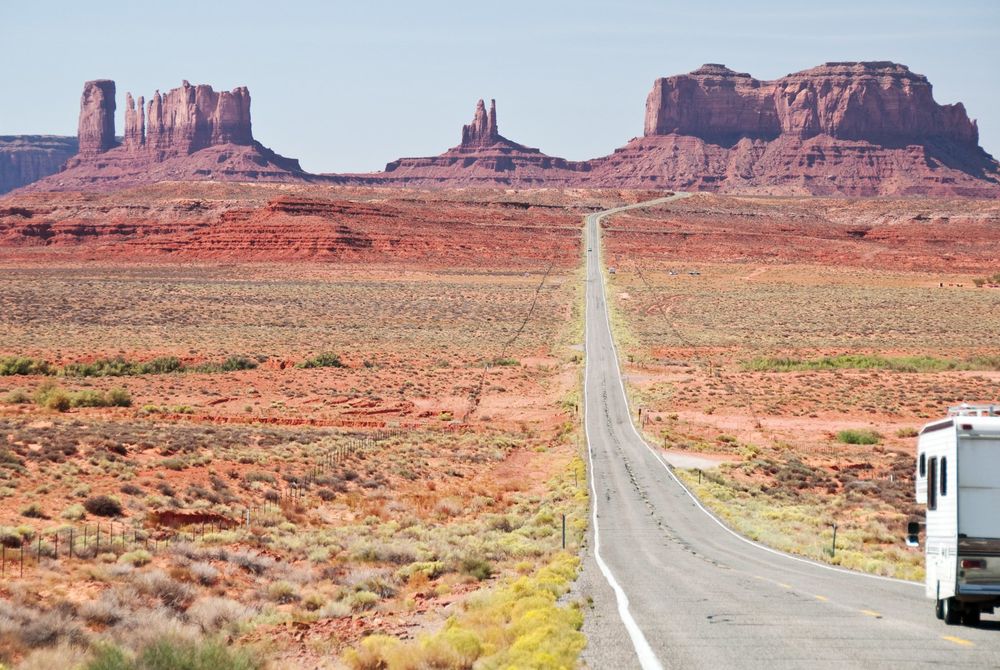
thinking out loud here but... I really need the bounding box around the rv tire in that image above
[935,599,944,620]
[942,597,961,625]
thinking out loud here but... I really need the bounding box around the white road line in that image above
[590,199,921,589]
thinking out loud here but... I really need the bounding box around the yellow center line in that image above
[860,609,882,618]
[814,595,828,602]
[778,583,792,589]
[941,635,974,647]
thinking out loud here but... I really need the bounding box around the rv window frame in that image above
[928,456,938,511]
[941,457,947,497]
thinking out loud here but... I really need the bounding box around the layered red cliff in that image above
[589,62,999,195]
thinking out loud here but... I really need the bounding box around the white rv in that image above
[911,403,1000,625]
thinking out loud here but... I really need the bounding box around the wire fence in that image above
[0,428,404,579]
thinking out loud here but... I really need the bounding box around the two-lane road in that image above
[581,196,1000,668]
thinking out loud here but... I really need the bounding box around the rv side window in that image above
[941,457,947,496]
[919,453,926,477]
[928,457,938,510]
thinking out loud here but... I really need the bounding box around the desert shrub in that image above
[71,390,108,408]
[118,549,152,566]
[266,580,300,603]
[347,590,379,611]
[61,503,87,521]
[317,487,337,501]
[35,384,72,412]
[0,356,53,376]
[189,561,220,585]
[83,495,123,517]
[220,356,258,372]
[230,550,275,575]
[836,429,882,445]
[121,483,144,496]
[107,387,132,407]
[0,447,26,470]
[297,352,344,369]
[3,388,32,404]
[896,427,919,438]
[491,357,520,366]
[318,601,352,618]
[20,503,47,519]
[459,556,493,581]
[139,357,184,374]
[81,590,129,626]
[86,637,262,670]
[133,569,194,609]
[186,597,253,634]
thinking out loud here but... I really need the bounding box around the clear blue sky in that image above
[2,0,998,173]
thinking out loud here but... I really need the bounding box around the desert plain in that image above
[0,185,997,668]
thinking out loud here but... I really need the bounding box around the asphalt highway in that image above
[579,195,1000,669]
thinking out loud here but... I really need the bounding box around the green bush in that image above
[297,352,344,369]
[459,556,494,581]
[836,429,882,445]
[107,387,132,407]
[37,385,72,412]
[0,356,53,376]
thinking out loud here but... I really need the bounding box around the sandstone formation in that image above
[29,80,306,192]
[587,62,1000,195]
[642,62,979,145]
[77,80,116,156]
[373,99,590,186]
[0,136,78,195]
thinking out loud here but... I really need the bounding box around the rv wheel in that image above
[942,598,962,625]
[935,599,944,620]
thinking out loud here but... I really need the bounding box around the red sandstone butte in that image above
[30,80,307,192]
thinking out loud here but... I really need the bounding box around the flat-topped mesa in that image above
[77,80,116,156]
[124,81,253,155]
[460,99,502,149]
[644,61,980,146]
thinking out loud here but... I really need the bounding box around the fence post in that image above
[69,527,74,558]
[562,514,566,550]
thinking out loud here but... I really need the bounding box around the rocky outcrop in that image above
[0,136,79,194]
[77,80,116,156]
[134,81,253,155]
[643,62,980,146]
[373,99,590,185]
[461,99,500,148]
[27,80,306,192]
